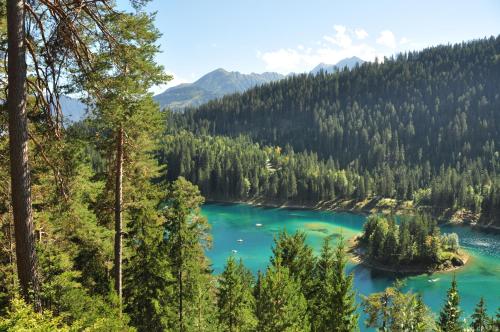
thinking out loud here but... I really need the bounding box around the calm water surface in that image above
[202,203,500,328]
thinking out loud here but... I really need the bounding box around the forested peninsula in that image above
[349,214,469,274]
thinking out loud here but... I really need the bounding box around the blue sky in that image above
[118,0,500,93]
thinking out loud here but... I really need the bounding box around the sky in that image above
[117,0,500,93]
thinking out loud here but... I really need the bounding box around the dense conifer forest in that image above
[0,0,499,330]
[166,37,500,226]
[357,214,464,270]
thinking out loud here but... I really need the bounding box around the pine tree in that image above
[83,10,170,308]
[438,276,462,332]
[217,256,257,332]
[124,206,175,331]
[310,237,335,332]
[253,269,264,318]
[383,218,399,265]
[470,297,489,332]
[362,287,392,330]
[162,177,215,331]
[328,238,358,331]
[256,257,310,332]
[493,307,500,331]
[362,281,434,331]
[412,294,435,332]
[271,230,315,302]
[6,0,40,308]
[312,237,358,332]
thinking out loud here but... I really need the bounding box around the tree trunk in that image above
[114,126,124,309]
[7,0,41,310]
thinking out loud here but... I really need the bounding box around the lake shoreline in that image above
[346,235,471,275]
[204,198,500,233]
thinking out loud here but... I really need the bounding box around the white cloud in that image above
[323,25,352,49]
[257,44,381,74]
[355,28,369,40]
[376,30,397,49]
[256,26,419,74]
[257,48,305,73]
[257,25,387,73]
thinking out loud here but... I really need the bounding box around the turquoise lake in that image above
[202,203,500,327]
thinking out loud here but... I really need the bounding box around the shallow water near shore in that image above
[202,202,500,328]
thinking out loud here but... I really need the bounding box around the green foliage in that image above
[438,276,462,332]
[162,177,216,331]
[0,103,13,314]
[470,297,490,332]
[124,206,175,331]
[442,233,460,253]
[1,2,498,328]
[271,230,315,300]
[0,297,69,332]
[362,281,435,331]
[217,256,257,332]
[159,131,369,203]
[256,257,310,332]
[361,214,452,267]
[168,37,500,225]
[311,238,358,332]
[494,308,500,331]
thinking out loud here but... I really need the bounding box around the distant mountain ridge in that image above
[309,56,365,75]
[154,58,366,111]
[154,69,285,111]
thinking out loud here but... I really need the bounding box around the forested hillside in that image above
[169,37,500,226]
[1,0,499,330]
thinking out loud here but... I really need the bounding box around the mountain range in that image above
[61,57,366,118]
[309,56,365,75]
[153,69,285,111]
[154,57,365,111]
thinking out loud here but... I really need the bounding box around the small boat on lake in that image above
[255,223,263,227]
[428,278,440,283]
[231,249,238,253]
[237,239,244,243]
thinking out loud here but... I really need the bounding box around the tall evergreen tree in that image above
[310,237,335,332]
[493,308,500,331]
[217,256,257,332]
[470,297,489,332]
[363,281,435,332]
[6,0,40,308]
[4,0,157,309]
[271,230,315,302]
[312,237,358,332]
[162,177,215,331]
[328,238,358,331]
[256,257,310,332]
[84,9,169,307]
[412,294,435,332]
[124,206,175,331]
[438,276,462,332]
